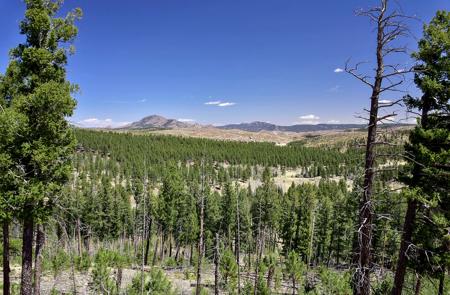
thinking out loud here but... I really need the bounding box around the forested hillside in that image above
[1,126,423,293]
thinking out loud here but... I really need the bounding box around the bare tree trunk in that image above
[236,188,241,294]
[76,218,82,256]
[195,192,204,295]
[214,233,220,295]
[169,234,173,257]
[144,218,152,265]
[152,226,160,266]
[116,267,123,291]
[160,232,165,261]
[141,172,148,295]
[344,1,411,293]
[21,216,34,295]
[353,4,384,294]
[253,200,263,295]
[391,200,417,295]
[438,268,445,295]
[308,209,316,267]
[196,161,205,295]
[190,243,194,266]
[292,277,296,295]
[267,266,274,291]
[33,225,45,295]
[247,231,252,273]
[3,221,11,295]
[414,273,421,295]
[175,240,180,262]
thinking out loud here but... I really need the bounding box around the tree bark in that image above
[267,266,274,291]
[253,201,263,295]
[152,226,160,266]
[236,188,241,294]
[438,268,445,295]
[292,277,296,295]
[76,218,82,256]
[33,224,45,295]
[391,200,417,295]
[414,274,421,295]
[144,218,152,265]
[214,233,220,295]
[116,267,123,291]
[355,3,387,292]
[195,176,205,295]
[21,216,34,295]
[3,221,11,295]
[190,243,194,266]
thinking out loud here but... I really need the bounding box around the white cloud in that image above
[295,114,321,125]
[205,100,236,107]
[204,101,222,105]
[379,99,392,104]
[178,118,195,122]
[299,114,320,120]
[327,120,340,124]
[76,118,130,128]
[334,68,344,73]
[218,102,236,107]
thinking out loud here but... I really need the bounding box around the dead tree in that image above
[141,166,148,295]
[236,185,241,294]
[214,233,220,295]
[345,1,413,293]
[196,159,206,295]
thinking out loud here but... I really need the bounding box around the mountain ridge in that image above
[117,115,412,133]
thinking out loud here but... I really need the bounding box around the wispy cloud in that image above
[205,100,236,107]
[204,101,221,105]
[327,120,340,124]
[379,99,392,104]
[296,114,321,125]
[299,114,320,120]
[218,102,236,107]
[334,68,344,73]
[76,118,130,128]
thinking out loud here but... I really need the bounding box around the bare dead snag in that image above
[196,159,206,295]
[214,233,220,295]
[345,1,413,294]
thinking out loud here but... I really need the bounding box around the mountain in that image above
[219,121,366,132]
[219,121,279,132]
[122,116,411,133]
[123,115,197,130]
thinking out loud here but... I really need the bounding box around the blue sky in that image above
[1,0,448,127]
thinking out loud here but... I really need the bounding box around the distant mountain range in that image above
[117,115,410,133]
[122,115,200,130]
[218,121,367,132]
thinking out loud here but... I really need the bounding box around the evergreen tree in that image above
[0,1,81,293]
[393,11,450,295]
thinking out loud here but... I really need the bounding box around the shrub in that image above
[74,252,91,272]
[127,269,176,295]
